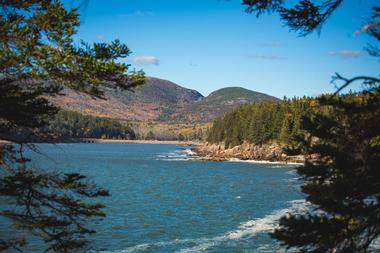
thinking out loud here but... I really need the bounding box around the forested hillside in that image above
[48,111,136,140]
[207,97,315,148]
[48,77,279,140]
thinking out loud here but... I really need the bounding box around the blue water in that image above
[15,144,303,252]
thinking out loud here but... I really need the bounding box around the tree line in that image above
[207,97,315,148]
[48,110,136,140]
[2,0,379,252]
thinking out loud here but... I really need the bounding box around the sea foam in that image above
[178,199,307,253]
[156,149,198,161]
[99,200,308,253]
[227,158,303,166]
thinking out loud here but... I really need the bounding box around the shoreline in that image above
[190,142,306,164]
[0,138,204,146]
[75,138,203,146]
[1,139,304,165]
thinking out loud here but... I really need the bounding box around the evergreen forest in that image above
[48,111,136,140]
[207,97,314,147]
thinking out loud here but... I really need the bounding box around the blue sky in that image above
[72,0,378,98]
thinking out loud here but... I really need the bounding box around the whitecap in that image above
[100,200,308,253]
[97,238,193,253]
[177,199,307,253]
[183,149,197,156]
[157,148,199,161]
[227,158,303,166]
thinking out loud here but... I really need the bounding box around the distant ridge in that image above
[49,77,279,123]
[112,77,203,105]
[176,87,280,122]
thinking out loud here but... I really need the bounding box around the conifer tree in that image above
[0,0,145,251]
[274,89,380,252]
[279,113,292,143]
[242,1,380,251]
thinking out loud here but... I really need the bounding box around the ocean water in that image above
[12,144,303,252]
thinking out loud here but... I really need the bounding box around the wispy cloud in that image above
[329,50,364,59]
[133,10,153,16]
[96,35,105,40]
[133,56,159,65]
[259,42,283,48]
[119,10,153,18]
[248,54,287,60]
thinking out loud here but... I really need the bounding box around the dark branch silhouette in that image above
[0,0,145,251]
[332,73,380,96]
[241,1,380,252]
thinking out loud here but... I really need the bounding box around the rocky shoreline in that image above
[191,142,305,164]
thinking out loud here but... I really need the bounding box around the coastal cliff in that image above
[191,142,305,164]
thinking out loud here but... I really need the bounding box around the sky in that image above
[71,0,379,98]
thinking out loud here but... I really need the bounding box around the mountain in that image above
[174,87,280,122]
[49,77,203,121]
[111,77,203,106]
[49,77,279,123]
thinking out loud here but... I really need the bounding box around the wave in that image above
[183,149,197,156]
[284,169,300,182]
[99,200,308,253]
[97,239,193,253]
[227,158,303,166]
[158,148,302,167]
[178,199,307,253]
[156,149,198,161]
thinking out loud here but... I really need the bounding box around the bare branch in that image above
[331,73,380,96]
